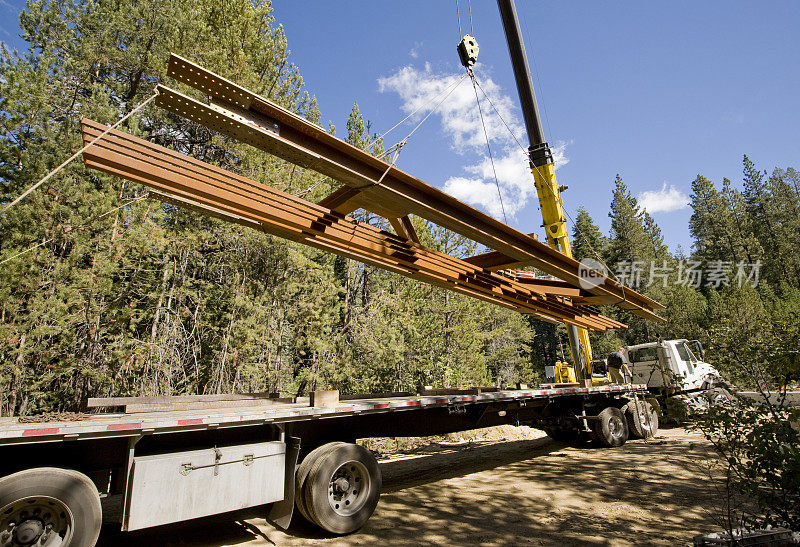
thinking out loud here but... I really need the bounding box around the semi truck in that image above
[0,1,671,545]
[0,384,656,545]
[627,339,730,405]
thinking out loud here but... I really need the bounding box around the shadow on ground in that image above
[99,427,718,546]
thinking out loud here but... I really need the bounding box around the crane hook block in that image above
[457,35,479,68]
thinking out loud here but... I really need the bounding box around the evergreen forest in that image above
[1,0,798,417]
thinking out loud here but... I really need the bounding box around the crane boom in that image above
[496,0,596,384]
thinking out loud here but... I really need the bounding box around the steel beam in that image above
[81,119,626,331]
[154,54,664,322]
[388,216,419,243]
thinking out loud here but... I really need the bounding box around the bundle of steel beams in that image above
[81,120,623,330]
[79,53,664,330]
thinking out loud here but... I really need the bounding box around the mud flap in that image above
[267,436,301,529]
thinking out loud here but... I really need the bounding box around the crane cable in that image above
[1,90,159,216]
[470,76,621,285]
[456,0,474,40]
[468,70,508,224]
[307,73,467,200]
[458,0,508,224]
[375,72,468,186]
[456,0,463,41]
[366,71,467,155]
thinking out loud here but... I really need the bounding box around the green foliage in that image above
[571,206,607,262]
[1,0,798,482]
[697,397,800,529]
[607,174,653,269]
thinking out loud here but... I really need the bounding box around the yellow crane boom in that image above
[497,0,598,384]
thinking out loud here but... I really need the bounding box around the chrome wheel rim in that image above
[0,496,72,546]
[327,460,369,517]
[608,415,625,439]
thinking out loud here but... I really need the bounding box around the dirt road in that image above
[101,426,722,546]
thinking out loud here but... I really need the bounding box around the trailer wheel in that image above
[0,467,101,547]
[591,407,629,447]
[295,442,348,524]
[302,443,381,535]
[645,396,662,416]
[625,400,659,439]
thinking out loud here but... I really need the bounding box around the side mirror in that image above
[690,340,704,360]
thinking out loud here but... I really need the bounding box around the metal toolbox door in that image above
[126,441,285,530]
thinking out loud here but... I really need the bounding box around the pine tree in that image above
[0,0,328,413]
[607,174,652,269]
[689,175,740,262]
[766,168,800,287]
[642,210,668,260]
[720,177,763,267]
[345,103,368,151]
[570,206,608,263]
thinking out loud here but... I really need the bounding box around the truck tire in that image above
[707,386,734,406]
[0,467,101,547]
[625,400,659,439]
[302,443,381,535]
[645,396,662,416]
[591,407,629,447]
[295,442,348,524]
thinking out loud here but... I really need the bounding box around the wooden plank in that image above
[124,398,294,413]
[87,392,285,408]
[156,57,665,320]
[309,390,339,407]
[80,120,633,330]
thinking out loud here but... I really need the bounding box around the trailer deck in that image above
[0,384,647,446]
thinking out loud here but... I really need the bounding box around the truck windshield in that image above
[628,347,658,363]
[676,343,697,362]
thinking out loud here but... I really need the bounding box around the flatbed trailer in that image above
[0,383,654,545]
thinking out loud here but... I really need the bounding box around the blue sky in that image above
[3,1,799,253]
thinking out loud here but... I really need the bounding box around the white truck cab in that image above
[625,339,723,394]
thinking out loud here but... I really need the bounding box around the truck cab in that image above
[626,339,722,394]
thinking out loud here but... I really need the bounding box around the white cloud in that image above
[444,177,507,218]
[444,149,531,218]
[378,63,570,219]
[638,182,690,214]
[409,41,423,59]
[378,63,525,155]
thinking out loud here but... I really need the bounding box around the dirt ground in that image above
[100,426,724,546]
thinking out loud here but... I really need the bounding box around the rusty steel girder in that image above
[149,54,663,322]
[79,53,665,329]
[81,119,626,331]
